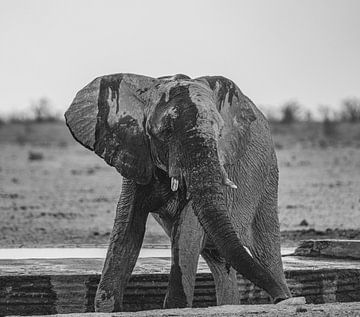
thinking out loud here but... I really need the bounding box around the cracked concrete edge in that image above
[294,239,360,259]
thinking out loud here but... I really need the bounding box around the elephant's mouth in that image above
[166,137,237,194]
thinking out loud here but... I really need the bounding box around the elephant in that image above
[65,73,302,312]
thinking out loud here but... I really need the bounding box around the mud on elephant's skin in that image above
[65,73,295,312]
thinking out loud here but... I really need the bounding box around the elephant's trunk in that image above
[183,140,286,300]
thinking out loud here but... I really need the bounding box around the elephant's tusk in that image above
[224,178,238,189]
[244,246,253,258]
[171,177,179,191]
[220,165,238,189]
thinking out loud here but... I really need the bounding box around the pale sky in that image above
[0,0,359,117]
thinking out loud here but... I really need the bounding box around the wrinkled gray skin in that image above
[65,73,292,312]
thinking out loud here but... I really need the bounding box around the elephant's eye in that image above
[218,126,224,139]
[157,122,173,140]
[148,109,177,141]
[153,114,175,141]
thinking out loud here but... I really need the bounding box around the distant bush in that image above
[340,98,360,123]
[280,101,302,124]
[28,151,44,161]
[303,110,313,122]
[7,111,32,123]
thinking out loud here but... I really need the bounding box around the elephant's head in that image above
[65,73,286,300]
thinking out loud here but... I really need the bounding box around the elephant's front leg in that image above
[95,179,149,312]
[164,202,204,308]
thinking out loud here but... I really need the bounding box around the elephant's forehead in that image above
[149,80,215,110]
[147,79,223,137]
[188,83,224,135]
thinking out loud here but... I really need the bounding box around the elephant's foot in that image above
[163,296,188,309]
[94,290,116,312]
[275,296,306,305]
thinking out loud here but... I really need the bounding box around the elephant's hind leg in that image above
[201,247,241,305]
[164,202,204,308]
[250,187,291,302]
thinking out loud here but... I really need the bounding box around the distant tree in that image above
[31,98,59,122]
[340,97,360,123]
[318,104,337,137]
[280,100,301,124]
[304,110,313,122]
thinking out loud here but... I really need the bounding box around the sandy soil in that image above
[0,122,359,247]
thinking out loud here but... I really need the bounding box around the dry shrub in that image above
[323,118,338,138]
[318,105,338,138]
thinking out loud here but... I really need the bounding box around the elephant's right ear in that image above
[65,73,159,184]
[196,76,257,162]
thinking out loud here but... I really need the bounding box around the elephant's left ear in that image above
[65,73,159,184]
[196,76,257,160]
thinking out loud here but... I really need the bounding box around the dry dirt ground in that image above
[58,302,360,317]
[0,121,359,247]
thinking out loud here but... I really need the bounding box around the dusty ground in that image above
[0,121,359,247]
[49,302,360,317]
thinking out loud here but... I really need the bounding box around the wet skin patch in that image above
[196,76,257,164]
[198,76,239,112]
[94,76,153,184]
